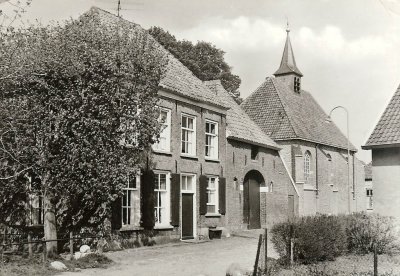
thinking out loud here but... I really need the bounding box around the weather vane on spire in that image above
[286,17,290,33]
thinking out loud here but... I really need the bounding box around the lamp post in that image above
[326,106,351,214]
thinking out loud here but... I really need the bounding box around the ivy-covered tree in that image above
[149,26,242,102]
[0,11,165,256]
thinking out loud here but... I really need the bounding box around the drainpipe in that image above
[315,144,319,214]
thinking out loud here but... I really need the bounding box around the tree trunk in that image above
[43,173,57,257]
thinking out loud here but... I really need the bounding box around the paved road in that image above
[62,233,278,276]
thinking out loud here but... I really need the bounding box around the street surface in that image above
[62,231,278,276]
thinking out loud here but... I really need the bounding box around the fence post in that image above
[28,233,33,259]
[374,244,378,276]
[264,228,268,275]
[42,238,47,266]
[2,227,6,264]
[69,232,74,259]
[253,234,263,276]
[289,224,294,265]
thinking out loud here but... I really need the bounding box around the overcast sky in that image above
[1,0,400,163]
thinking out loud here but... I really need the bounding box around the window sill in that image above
[119,225,143,232]
[152,149,173,156]
[154,224,174,230]
[180,154,198,160]
[205,157,220,163]
[205,213,221,218]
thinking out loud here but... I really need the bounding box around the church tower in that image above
[273,24,303,92]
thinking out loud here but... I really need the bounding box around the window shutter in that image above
[111,195,122,230]
[199,175,208,215]
[219,177,226,215]
[140,170,155,229]
[170,173,180,226]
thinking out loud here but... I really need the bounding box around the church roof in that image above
[363,83,400,149]
[204,80,280,150]
[241,77,357,151]
[274,30,303,77]
[83,7,228,110]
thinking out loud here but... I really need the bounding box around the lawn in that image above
[270,253,400,276]
[0,253,113,276]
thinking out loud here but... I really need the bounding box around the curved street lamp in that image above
[326,106,351,214]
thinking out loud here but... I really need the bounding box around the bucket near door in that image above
[208,226,222,239]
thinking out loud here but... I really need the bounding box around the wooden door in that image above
[248,178,261,229]
[181,193,194,239]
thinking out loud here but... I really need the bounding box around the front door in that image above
[244,171,262,229]
[182,193,194,239]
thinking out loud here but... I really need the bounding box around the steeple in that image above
[273,22,303,92]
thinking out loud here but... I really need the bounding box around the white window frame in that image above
[205,120,218,159]
[153,108,171,152]
[122,172,139,226]
[154,171,171,228]
[181,114,196,156]
[206,176,219,214]
[304,151,311,182]
[180,173,197,239]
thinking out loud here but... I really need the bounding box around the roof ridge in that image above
[269,77,299,138]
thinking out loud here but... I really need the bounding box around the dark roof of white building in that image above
[363,83,400,149]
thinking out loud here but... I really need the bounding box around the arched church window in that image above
[304,151,311,181]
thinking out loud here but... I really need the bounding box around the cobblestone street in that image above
[62,232,278,276]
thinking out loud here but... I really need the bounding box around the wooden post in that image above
[2,227,6,264]
[42,238,47,266]
[290,238,294,265]
[253,234,263,276]
[374,244,378,276]
[69,232,74,259]
[28,233,33,259]
[264,228,268,275]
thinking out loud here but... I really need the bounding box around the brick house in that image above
[362,83,400,222]
[364,162,373,212]
[241,27,367,216]
[89,8,296,240]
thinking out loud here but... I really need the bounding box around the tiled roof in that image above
[363,84,400,149]
[83,7,227,109]
[365,162,372,180]
[204,80,280,150]
[241,77,357,151]
[274,31,303,77]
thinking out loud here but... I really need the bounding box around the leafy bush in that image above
[346,213,399,254]
[271,215,347,264]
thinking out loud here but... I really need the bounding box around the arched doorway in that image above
[243,170,265,229]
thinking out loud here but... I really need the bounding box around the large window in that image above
[122,172,137,225]
[304,151,311,182]
[207,177,219,214]
[181,114,196,155]
[205,120,218,159]
[153,108,171,152]
[154,172,170,226]
[366,188,373,210]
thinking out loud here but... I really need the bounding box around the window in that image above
[154,172,170,226]
[153,108,171,152]
[366,189,373,197]
[207,177,219,214]
[366,188,373,209]
[294,77,301,92]
[205,120,218,159]
[304,151,311,182]
[181,114,196,155]
[181,174,195,192]
[122,172,137,225]
[251,145,259,160]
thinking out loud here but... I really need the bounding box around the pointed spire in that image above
[274,23,303,77]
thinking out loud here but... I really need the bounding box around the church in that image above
[241,26,367,216]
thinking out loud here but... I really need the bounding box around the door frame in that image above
[243,170,264,229]
[180,173,197,240]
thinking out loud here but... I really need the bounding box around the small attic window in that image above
[294,77,301,92]
[251,145,259,160]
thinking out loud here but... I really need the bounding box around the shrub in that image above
[271,215,347,264]
[346,213,399,254]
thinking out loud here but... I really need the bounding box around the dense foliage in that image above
[271,213,400,265]
[0,11,165,253]
[148,26,242,102]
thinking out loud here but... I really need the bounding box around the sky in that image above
[1,0,400,163]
